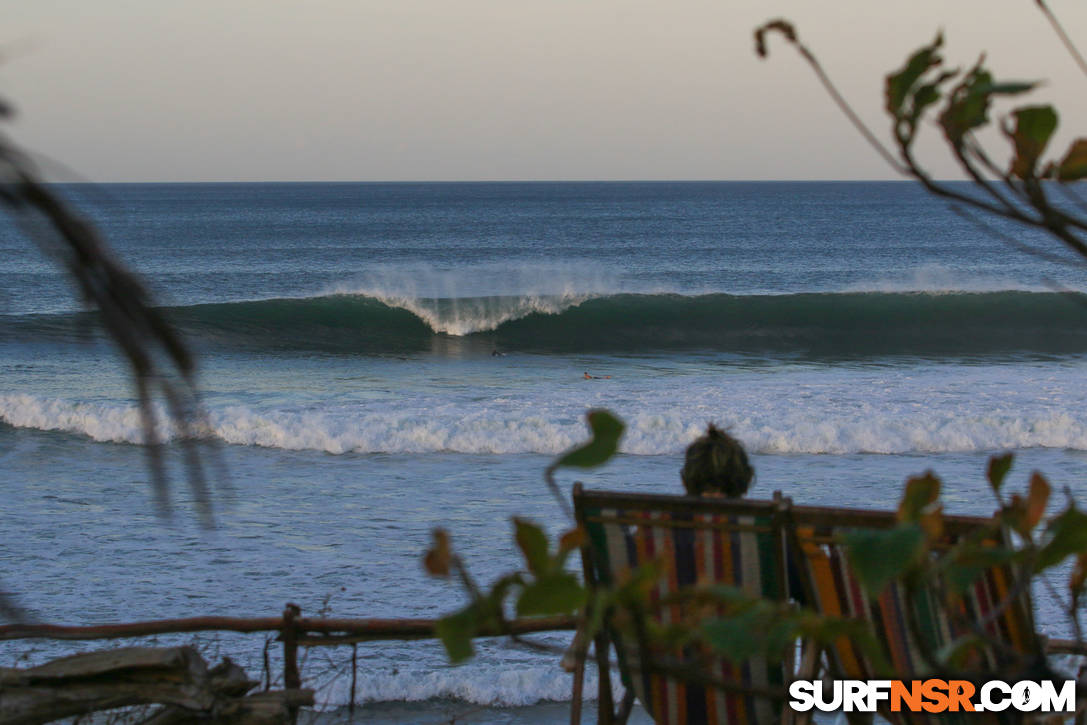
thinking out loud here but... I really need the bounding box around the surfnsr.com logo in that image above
[789,679,1076,714]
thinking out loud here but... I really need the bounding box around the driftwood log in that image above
[0,646,313,725]
[141,690,316,725]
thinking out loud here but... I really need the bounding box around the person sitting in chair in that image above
[681,425,808,608]
[680,423,753,498]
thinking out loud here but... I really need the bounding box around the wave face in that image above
[4,290,1087,357]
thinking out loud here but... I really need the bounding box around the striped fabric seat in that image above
[574,486,795,725]
[787,504,1037,725]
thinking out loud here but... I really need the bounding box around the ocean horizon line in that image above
[45,178,951,186]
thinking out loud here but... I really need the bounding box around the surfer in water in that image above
[680,423,753,498]
[583,372,611,379]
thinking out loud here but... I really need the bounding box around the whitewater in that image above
[4,356,1087,455]
[2,180,1086,718]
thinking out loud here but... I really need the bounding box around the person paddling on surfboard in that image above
[583,372,611,379]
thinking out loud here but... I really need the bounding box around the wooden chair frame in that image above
[570,487,1059,725]
[571,485,813,725]
[784,502,1044,725]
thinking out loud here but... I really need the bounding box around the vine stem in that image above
[1036,0,1087,80]
[754,20,907,175]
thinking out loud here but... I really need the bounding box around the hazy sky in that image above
[6,1,1087,182]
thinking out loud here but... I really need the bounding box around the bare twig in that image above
[544,464,575,523]
[1036,0,1087,79]
[949,205,1082,268]
[754,20,908,175]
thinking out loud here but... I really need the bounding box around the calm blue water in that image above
[2,181,1086,713]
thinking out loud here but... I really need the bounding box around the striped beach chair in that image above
[786,503,1039,725]
[572,485,803,725]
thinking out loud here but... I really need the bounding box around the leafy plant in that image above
[755,4,1087,267]
[422,409,623,663]
[754,8,1087,667]
[425,409,883,675]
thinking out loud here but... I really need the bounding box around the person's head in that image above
[680,424,753,498]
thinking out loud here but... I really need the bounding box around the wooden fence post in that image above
[281,603,301,689]
[282,603,302,724]
[350,643,358,714]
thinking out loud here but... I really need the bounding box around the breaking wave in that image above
[3,290,1087,358]
[5,393,1087,456]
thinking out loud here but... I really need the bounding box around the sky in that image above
[6,0,1087,182]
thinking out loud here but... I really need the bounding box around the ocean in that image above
[2,181,1087,721]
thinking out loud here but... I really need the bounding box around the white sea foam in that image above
[323,263,622,335]
[4,392,1087,456]
[315,664,618,707]
[362,292,590,336]
[0,394,147,444]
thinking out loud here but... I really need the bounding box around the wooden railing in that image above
[0,605,579,712]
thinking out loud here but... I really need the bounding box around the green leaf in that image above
[885,36,957,148]
[898,471,941,523]
[885,34,943,117]
[939,67,991,143]
[614,562,661,605]
[981,81,1038,95]
[701,611,768,664]
[513,518,550,576]
[938,67,1039,146]
[797,615,891,674]
[435,607,478,664]
[987,453,1014,494]
[697,584,757,606]
[909,72,956,120]
[516,573,587,616]
[1008,105,1058,179]
[1011,106,1058,143]
[553,409,625,469]
[843,525,926,596]
[1038,506,1087,570]
[762,616,803,659]
[1057,139,1087,181]
[939,64,1039,146]
[944,546,1020,595]
[701,606,799,664]
[487,574,523,611]
[798,614,865,644]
